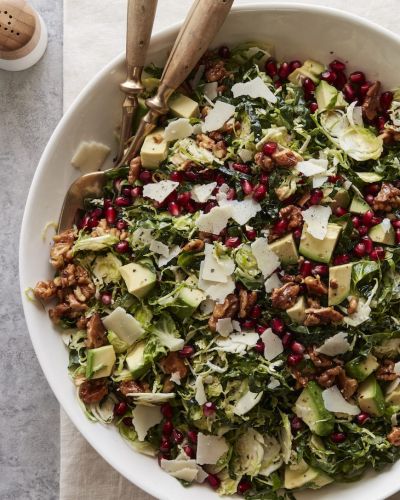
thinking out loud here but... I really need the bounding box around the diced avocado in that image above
[299,223,342,264]
[288,59,325,85]
[294,381,334,436]
[125,341,150,378]
[169,92,199,119]
[328,263,353,306]
[385,382,400,405]
[315,81,347,111]
[349,195,370,215]
[346,354,379,382]
[140,128,168,169]
[86,345,116,379]
[268,233,299,265]
[170,278,206,319]
[355,172,383,183]
[286,296,306,324]
[119,262,156,299]
[107,331,129,354]
[373,338,400,359]
[369,221,395,246]
[284,460,332,490]
[357,375,385,417]
[329,188,350,210]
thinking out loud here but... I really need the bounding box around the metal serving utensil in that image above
[58,0,234,232]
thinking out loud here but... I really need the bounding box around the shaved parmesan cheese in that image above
[199,298,215,315]
[71,141,110,173]
[297,158,328,177]
[102,306,144,345]
[322,386,360,415]
[164,118,194,142]
[251,238,280,278]
[381,218,392,231]
[215,331,258,353]
[131,227,153,247]
[132,405,162,441]
[198,270,236,304]
[203,100,236,132]
[265,273,282,293]
[346,101,363,127]
[302,205,332,240]
[312,174,329,188]
[231,76,277,103]
[260,328,284,361]
[129,393,176,404]
[216,318,234,337]
[161,458,201,482]
[158,245,181,267]
[170,372,182,385]
[196,205,231,235]
[200,244,233,283]
[191,182,217,203]
[143,180,179,203]
[195,377,207,405]
[232,320,241,332]
[157,330,184,352]
[316,332,350,356]
[233,390,263,416]
[394,362,400,375]
[196,433,229,465]
[267,378,281,389]
[229,198,262,226]
[149,240,170,257]
[238,148,254,162]
[344,298,371,327]
[204,82,218,101]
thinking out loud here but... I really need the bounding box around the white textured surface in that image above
[60,1,400,499]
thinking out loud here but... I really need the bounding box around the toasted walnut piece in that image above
[196,133,215,150]
[279,205,303,230]
[307,297,321,309]
[238,290,258,319]
[50,229,76,269]
[182,239,205,253]
[159,352,188,379]
[163,378,175,393]
[67,293,90,313]
[337,368,358,400]
[118,380,148,397]
[198,231,214,243]
[347,296,359,315]
[372,183,400,212]
[76,316,88,330]
[33,280,58,302]
[388,427,400,446]
[280,274,302,284]
[59,263,78,287]
[362,80,381,121]
[128,156,141,184]
[376,359,397,381]
[271,282,300,310]
[205,60,229,83]
[304,276,328,296]
[297,192,311,207]
[316,366,342,388]
[254,152,274,172]
[309,347,335,369]
[380,128,400,145]
[272,149,302,168]
[208,294,239,331]
[79,378,108,404]
[49,303,71,323]
[291,368,312,389]
[209,131,224,142]
[85,313,107,349]
[213,140,227,159]
[304,307,344,326]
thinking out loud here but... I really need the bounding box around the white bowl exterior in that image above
[20,4,400,499]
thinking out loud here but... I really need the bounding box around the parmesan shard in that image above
[204,82,218,101]
[202,276,236,303]
[195,205,232,235]
[164,118,194,142]
[265,273,283,293]
[233,390,263,416]
[143,180,179,203]
[216,318,234,337]
[160,458,202,483]
[196,433,229,465]
[158,245,181,267]
[302,205,332,240]
[296,158,328,177]
[251,237,280,278]
[229,198,262,226]
[316,332,350,356]
[71,141,111,173]
[215,331,258,353]
[260,328,284,361]
[231,76,277,103]
[203,101,236,132]
[191,182,217,203]
[200,243,234,283]
[132,405,162,441]
[322,386,360,415]
[149,240,170,257]
[195,376,207,406]
[102,306,144,345]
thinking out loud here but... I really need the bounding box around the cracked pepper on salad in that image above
[34,42,400,497]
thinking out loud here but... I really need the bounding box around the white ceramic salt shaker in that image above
[0,0,47,71]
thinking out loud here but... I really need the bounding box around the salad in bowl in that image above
[33,42,400,497]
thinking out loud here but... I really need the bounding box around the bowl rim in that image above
[19,3,400,499]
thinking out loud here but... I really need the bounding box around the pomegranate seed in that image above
[365,183,381,195]
[115,196,131,207]
[178,345,194,358]
[362,236,374,254]
[114,241,130,253]
[223,236,240,248]
[253,184,267,201]
[335,206,348,217]
[215,174,226,186]
[343,83,358,102]
[254,339,265,353]
[207,474,221,490]
[309,188,323,205]
[329,59,346,72]
[105,206,117,224]
[293,228,302,240]
[226,188,236,200]
[303,77,315,94]
[274,80,282,89]
[259,173,269,185]
[309,102,318,113]
[241,179,253,195]
[396,229,400,244]
[245,227,257,240]
[380,91,394,111]
[187,430,198,444]
[177,192,191,206]
[116,219,127,230]
[289,60,302,72]
[157,452,171,464]
[169,170,183,182]
[122,417,133,427]
[349,71,365,84]
[330,432,346,444]
[256,325,267,335]
[287,353,304,366]
[356,412,370,425]
[265,57,278,77]
[262,141,278,156]
[121,186,131,197]
[312,264,329,276]
[300,260,313,277]
[358,225,368,236]
[278,61,290,80]
[237,480,252,495]
[168,201,181,216]
[291,416,303,431]
[162,420,173,436]
[321,70,337,84]
[291,341,305,354]
[354,242,366,257]
[204,201,217,213]
[271,317,285,334]
[393,220,400,229]
[104,198,113,209]
[362,210,375,226]
[160,438,171,453]
[203,402,216,417]
[365,194,375,205]
[139,170,152,184]
[114,401,127,416]
[218,45,230,59]
[90,207,103,219]
[233,162,250,174]
[79,214,91,229]
[250,305,262,319]
[351,216,360,228]
[360,81,372,96]
[375,115,387,131]
[334,71,347,90]
[131,186,142,198]
[282,331,294,348]
[242,319,256,329]
[370,246,385,261]
[101,292,112,305]
[333,254,350,265]
[161,403,173,419]
[184,171,199,182]
[171,428,184,444]
[371,216,382,226]
[274,218,288,235]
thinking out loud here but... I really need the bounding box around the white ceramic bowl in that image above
[20,3,400,499]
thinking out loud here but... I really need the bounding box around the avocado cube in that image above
[386,383,400,405]
[86,345,116,379]
[140,128,168,169]
[368,221,395,246]
[315,81,347,111]
[349,195,371,215]
[299,223,342,264]
[286,296,306,324]
[169,93,199,119]
[125,341,150,379]
[328,188,350,210]
[357,375,385,417]
[328,263,353,306]
[119,262,156,299]
[268,233,299,266]
[288,59,325,85]
[284,460,333,490]
[346,354,379,382]
[170,279,206,319]
[294,381,334,436]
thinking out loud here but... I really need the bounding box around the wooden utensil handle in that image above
[126,0,157,71]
